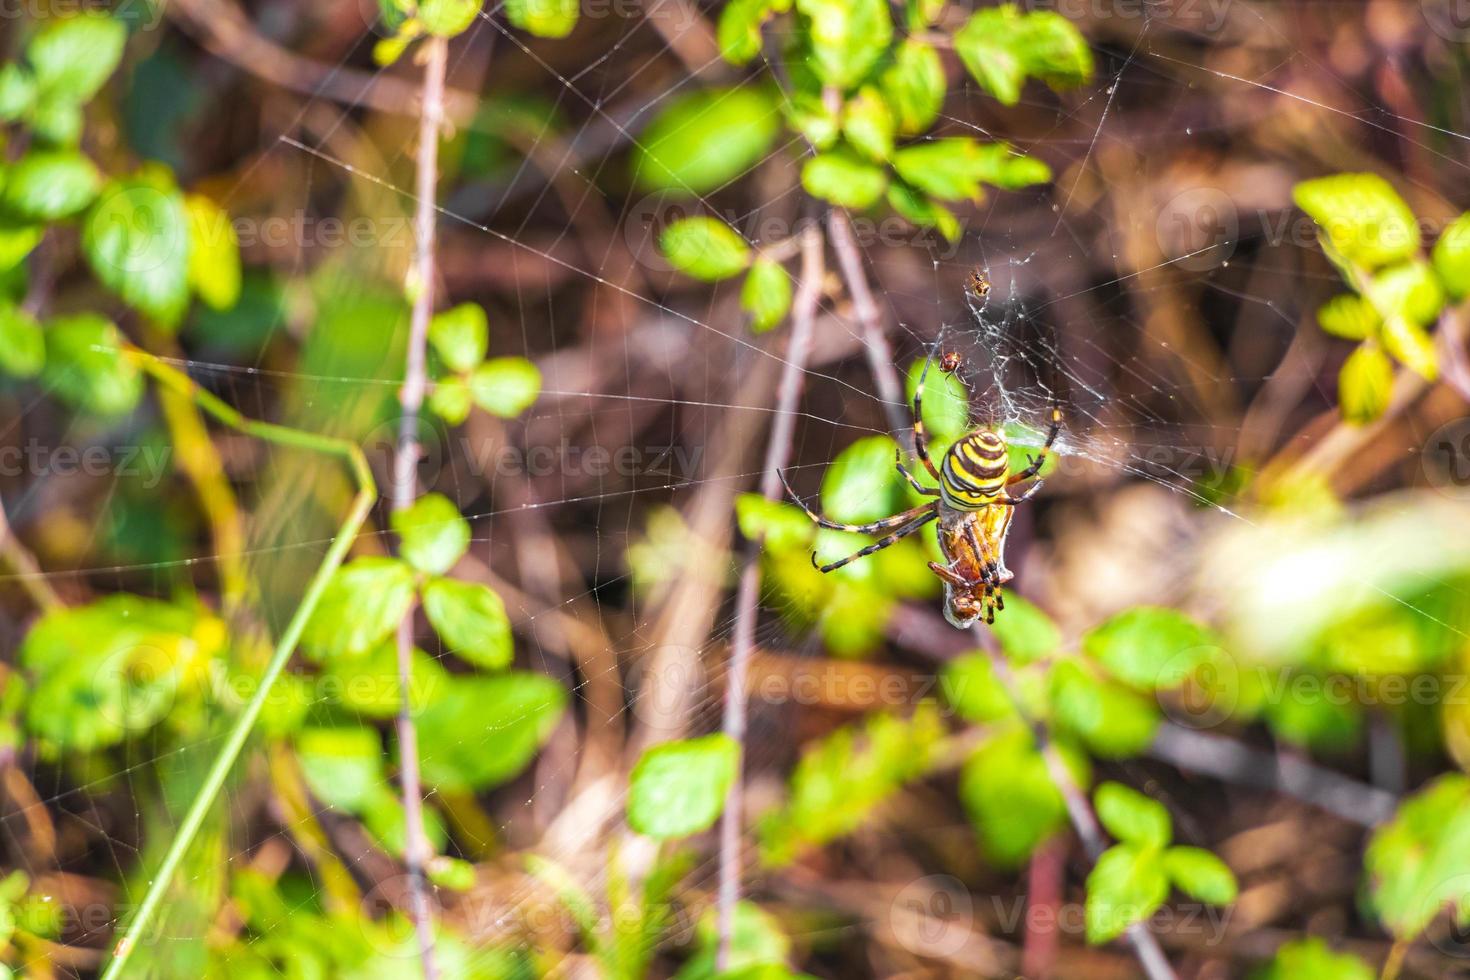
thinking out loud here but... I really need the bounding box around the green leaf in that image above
[421,577,514,670]
[735,494,815,551]
[83,177,192,326]
[1381,316,1439,381]
[1094,781,1172,847]
[1366,774,1470,937]
[628,734,740,839]
[801,150,888,208]
[954,6,1093,106]
[300,557,417,661]
[741,258,793,333]
[940,653,1019,724]
[795,0,893,91]
[417,0,481,36]
[41,314,142,415]
[427,375,472,425]
[783,92,840,150]
[392,492,470,575]
[1048,660,1160,758]
[1316,293,1379,340]
[1338,342,1393,424]
[1369,260,1444,327]
[718,0,789,65]
[1293,173,1419,270]
[1432,211,1470,300]
[0,65,37,122]
[415,673,566,792]
[468,356,542,417]
[881,41,944,136]
[0,304,44,378]
[184,194,241,311]
[26,13,127,103]
[1081,606,1215,691]
[886,183,961,242]
[905,357,970,449]
[892,139,1050,203]
[990,594,1060,663]
[0,222,43,273]
[817,583,892,656]
[636,87,781,193]
[362,783,448,857]
[820,434,903,524]
[1263,676,1361,751]
[842,88,894,161]
[324,640,448,719]
[959,727,1089,867]
[0,151,101,221]
[296,727,384,812]
[428,302,489,374]
[505,0,580,38]
[1163,846,1237,904]
[30,96,83,146]
[1085,844,1169,944]
[660,216,752,280]
[1258,939,1375,980]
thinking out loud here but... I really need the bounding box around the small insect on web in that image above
[779,273,1062,628]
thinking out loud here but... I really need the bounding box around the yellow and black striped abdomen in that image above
[941,430,1009,509]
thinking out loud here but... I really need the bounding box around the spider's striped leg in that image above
[814,507,939,573]
[895,451,940,497]
[928,561,970,587]
[780,470,936,534]
[911,354,942,482]
[1006,404,1062,486]
[998,480,1045,506]
[962,518,995,590]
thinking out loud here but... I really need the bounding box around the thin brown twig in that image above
[0,496,60,612]
[716,226,826,970]
[389,34,449,980]
[827,208,910,438]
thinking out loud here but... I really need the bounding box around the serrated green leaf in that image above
[1433,212,1470,300]
[421,577,514,670]
[1095,781,1172,847]
[415,673,566,792]
[882,41,944,136]
[1049,660,1160,758]
[468,356,541,417]
[1,151,101,221]
[1081,606,1215,691]
[428,374,472,424]
[1369,260,1444,327]
[886,183,962,242]
[184,194,241,311]
[636,87,781,193]
[1316,293,1379,340]
[892,139,1050,203]
[428,302,489,374]
[628,734,740,839]
[0,304,44,378]
[741,257,793,333]
[795,0,892,91]
[820,434,904,524]
[960,727,1089,867]
[1163,846,1237,904]
[1339,342,1393,424]
[297,726,384,812]
[323,639,448,719]
[718,0,787,65]
[1085,843,1169,944]
[801,149,888,209]
[41,313,142,415]
[505,0,579,38]
[954,6,1093,106]
[300,557,417,661]
[83,177,191,326]
[1366,774,1470,937]
[842,88,894,161]
[661,216,752,280]
[27,13,127,103]
[1293,173,1418,270]
[392,492,470,575]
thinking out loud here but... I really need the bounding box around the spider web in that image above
[4,0,1470,975]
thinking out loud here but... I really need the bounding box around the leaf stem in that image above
[101,350,376,980]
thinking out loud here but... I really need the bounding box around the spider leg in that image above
[813,509,938,573]
[780,469,936,534]
[997,480,1045,506]
[963,519,993,586]
[927,561,969,587]
[1006,404,1062,486]
[895,450,940,496]
[911,353,943,482]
